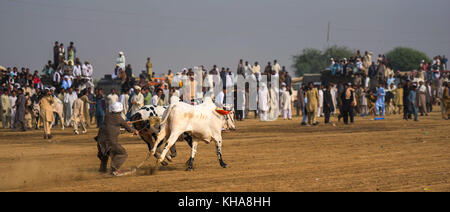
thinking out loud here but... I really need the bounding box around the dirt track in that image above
[0,110,449,192]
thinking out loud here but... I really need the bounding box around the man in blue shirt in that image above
[95,88,106,128]
[375,83,386,117]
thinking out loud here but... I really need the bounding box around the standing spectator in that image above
[417,80,428,116]
[143,87,152,105]
[68,42,77,59]
[305,82,319,125]
[67,46,75,65]
[393,82,404,115]
[323,84,334,124]
[258,83,270,121]
[252,62,261,75]
[425,81,432,113]
[441,82,450,119]
[317,85,324,117]
[119,89,130,120]
[165,70,174,88]
[442,55,447,70]
[125,64,133,86]
[14,88,27,131]
[244,61,253,78]
[368,62,377,89]
[146,57,153,81]
[1,89,11,128]
[71,93,87,134]
[130,86,144,115]
[95,89,106,128]
[9,90,17,128]
[284,70,292,90]
[63,87,77,126]
[272,60,281,75]
[219,67,227,90]
[236,86,245,121]
[32,72,41,89]
[280,83,292,120]
[107,88,119,109]
[79,88,95,128]
[407,85,418,121]
[237,59,244,78]
[297,84,304,118]
[40,89,55,139]
[359,87,368,116]
[116,51,126,70]
[340,83,355,124]
[215,88,226,109]
[403,80,412,120]
[53,41,60,69]
[58,43,65,64]
[375,83,386,117]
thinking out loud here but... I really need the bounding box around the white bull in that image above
[151,97,235,171]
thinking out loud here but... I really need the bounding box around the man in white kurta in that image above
[280,85,292,120]
[82,61,93,78]
[119,91,130,120]
[330,84,337,114]
[215,89,225,108]
[73,63,82,78]
[63,88,77,126]
[258,83,270,121]
[9,92,17,128]
[130,87,144,115]
[116,52,126,70]
[317,85,324,117]
[272,60,281,75]
[107,89,119,110]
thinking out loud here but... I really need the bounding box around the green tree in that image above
[385,47,431,72]
[292,45,354,77]
[323,45,354,63]
[292,48,325,76]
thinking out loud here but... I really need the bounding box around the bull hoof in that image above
[186,166,194,171]
[169,152,177,158]
[160,161,169,166]
[220,162,228,168]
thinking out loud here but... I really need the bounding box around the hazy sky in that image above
[1,0,449,79]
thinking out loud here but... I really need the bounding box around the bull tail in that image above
[160,104,176,126]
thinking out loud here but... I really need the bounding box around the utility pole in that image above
[327,21,331,49]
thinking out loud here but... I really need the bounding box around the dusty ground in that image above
[0,110,449,192]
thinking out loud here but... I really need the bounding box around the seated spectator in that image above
[53,69,62,86]
[42,61,54,76]
[82,61,93,78]
[73,60,82,78]
[61,76,72,90]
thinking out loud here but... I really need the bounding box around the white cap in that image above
[110,102,124,113]
[119,51,124,55]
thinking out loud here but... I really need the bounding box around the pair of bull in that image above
[31,98,65,130]
[131,97,236,171]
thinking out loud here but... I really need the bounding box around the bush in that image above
[292,45,354,76]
